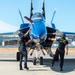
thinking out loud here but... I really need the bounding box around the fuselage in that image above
[30,12,47,43]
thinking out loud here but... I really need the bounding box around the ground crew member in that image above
[18,29,32,70]
[48,34,68,71]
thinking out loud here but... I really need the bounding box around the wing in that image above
[0,31,20,37]
[62,31,75,36]
[0,23,30,46]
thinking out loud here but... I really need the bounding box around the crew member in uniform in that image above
[18,29,32,70]
[48,34,68,71]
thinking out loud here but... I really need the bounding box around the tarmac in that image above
[0,51,75,75]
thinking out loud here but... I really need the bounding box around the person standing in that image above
[48,34,68,71]
[18,29,32,70]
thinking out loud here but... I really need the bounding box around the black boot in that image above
[60,68,63,71]
[24,66,29,70]
[20,67,23,70]
[51,64,54,67]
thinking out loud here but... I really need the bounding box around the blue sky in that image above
[0,0,75,33]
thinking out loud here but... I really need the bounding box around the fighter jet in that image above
[17,0,75,65]
[17,0,68,65]
[0,0,75,65]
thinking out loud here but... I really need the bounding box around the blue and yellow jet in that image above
[18,0,61,65]
[18,0,75,65]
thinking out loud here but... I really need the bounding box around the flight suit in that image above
[18,33,30,70]
[52,38,68,71]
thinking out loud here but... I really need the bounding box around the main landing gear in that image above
[33,56,43,65]
[16,52,20,61]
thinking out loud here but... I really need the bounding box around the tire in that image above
[40,57,43,65]
[33,57,36,65]
[16,52,20,61]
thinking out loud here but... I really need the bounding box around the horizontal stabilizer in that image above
[51,23,56,29]
[19,23,30,32]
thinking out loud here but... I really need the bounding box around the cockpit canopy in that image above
[31,12,45,20]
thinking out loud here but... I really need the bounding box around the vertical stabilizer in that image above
[51,9,56,29]
[19,9,24,24]
[51,9,56,23]
[42,0,46,19]
[30,0,33,19]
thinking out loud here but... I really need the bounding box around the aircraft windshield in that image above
[32,13,44,20]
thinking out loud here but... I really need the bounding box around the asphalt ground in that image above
[0,58,75,75]
[0,48,75,75]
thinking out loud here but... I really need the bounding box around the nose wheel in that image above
[40,56,43,65]
[33,57,36,65]
[16,52,20,61]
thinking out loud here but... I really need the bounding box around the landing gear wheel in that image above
[33,57,36,65]
[40,57,43,65]
[16,52,20,61]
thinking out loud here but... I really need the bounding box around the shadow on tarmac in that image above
[43,59,75,73]
[0,58,75,73]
